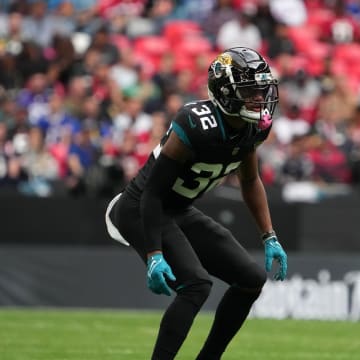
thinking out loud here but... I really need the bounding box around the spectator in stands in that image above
[50,1,77,37]
[48,120,77,179]
[328,0,360,43]
[22,0,58,48]
[66,126,100,195]
[110,47,139,92]
[306,135,352,184]
[0,95,17,133]
[117,128,148,183]
[162,92,184,127]
[314,74,358,148]
[15,40,49,84]
[112,94,153,145]
[0,121,26,188]
[216,7,261,51]
[201,0,235,45]
[64,75,90,118]
[0,10,25,54]
[145,0,180,34]
[280,135,313,183]
[36,92,80,147]
[257,131,287,186]
[49,34,77,87]
[269,0,307,27]
[0,53,22,91]
[272,103,311,146]
[151,52,177,101]
[173,68,196,103]
[178,0,215,23]
[80,95,111,147]
[145,110,167,152]
[88,24,120,66]
[18,125,59,197]
[280,69,322,124]
[267,22,296,60]
[251,0,277,43]
[16,73,52,126]
[70,47,102,78]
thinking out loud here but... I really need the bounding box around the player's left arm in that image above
[236,150,287,280]
[237,149,272,233]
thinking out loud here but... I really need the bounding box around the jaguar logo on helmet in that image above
[216,53,232,66]
[212,53,233,78]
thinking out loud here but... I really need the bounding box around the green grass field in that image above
[0,309,359,360]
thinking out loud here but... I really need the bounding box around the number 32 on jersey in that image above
[191,104,217,130]
[172,161,241,199]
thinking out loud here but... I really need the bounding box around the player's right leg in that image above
[111,192,213,360]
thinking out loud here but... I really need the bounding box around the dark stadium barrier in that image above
[0,188,359,251]
[0,188,359,318]
[0,246,359,320]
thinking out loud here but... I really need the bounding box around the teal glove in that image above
[264,235,287,281]
[147,253,176,296]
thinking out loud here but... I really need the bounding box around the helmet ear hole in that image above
[221,87,230,96]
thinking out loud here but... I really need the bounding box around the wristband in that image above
[261,230,276,243]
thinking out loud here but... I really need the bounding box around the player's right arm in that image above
[141,130,192,256]
[140,127,193,296]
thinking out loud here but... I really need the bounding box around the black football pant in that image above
[113,191,266,359]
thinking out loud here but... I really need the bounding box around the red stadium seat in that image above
[305,8,335,40]
[333,43,360,67]
[134,36,171,56]
[172,37,213,72]
[163,20,202,45]
[175,37,212,56]
[302,41,331,76]
[111,34,131,51]
[286,26,319,52]
[133,36,171,70]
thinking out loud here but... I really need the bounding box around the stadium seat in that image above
[333,43,360,67]
[306,8,335,33]
[111,34,131,51]
[172,37,213,72]
[134,36,171,56]
[174,37,212,56]
[303,41,332,76]
[286,26,319,52]
[163,20,202,45]
[133,36,171,70]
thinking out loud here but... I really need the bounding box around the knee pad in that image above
[177,281,212,308]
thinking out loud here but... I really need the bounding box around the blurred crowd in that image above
[0,0,360,200]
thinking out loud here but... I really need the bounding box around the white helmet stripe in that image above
[225,65,237,93]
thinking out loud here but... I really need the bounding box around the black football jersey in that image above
[126,100,270,209]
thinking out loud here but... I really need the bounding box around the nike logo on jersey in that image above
[188,115,197,128]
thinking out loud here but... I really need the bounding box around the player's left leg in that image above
[175,206,267,360]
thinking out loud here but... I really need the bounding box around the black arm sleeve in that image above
[140,153,184,254]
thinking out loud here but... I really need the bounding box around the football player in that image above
[106,47,288,359]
